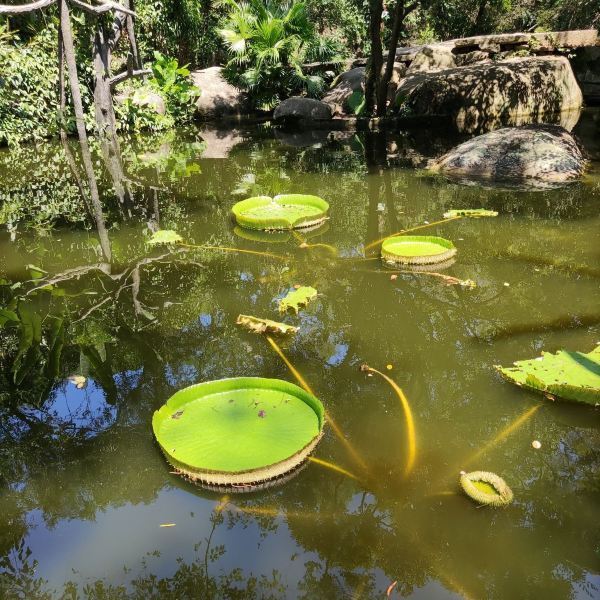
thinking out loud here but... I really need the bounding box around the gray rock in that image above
[454,51,490,67]
[273,97,332,122]
[431,124,586,186]
[395,56,583,133]
[322,67,365,115]
[406,45,456,75]
[191,67,246,118]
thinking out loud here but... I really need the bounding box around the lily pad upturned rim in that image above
[152,377,325,489]
[460,470,514,507]
[381,235,457,265]
[232,194,329,231]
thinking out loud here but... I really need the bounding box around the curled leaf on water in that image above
[67,375,87,389]
[279,286,317,314]
[496,346,600,406]
[236,314,299,335]
[147,230,183,246]
[459,471,513,507]
[443,209,498,218]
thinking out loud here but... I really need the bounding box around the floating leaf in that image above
[236,314,299,335]
[152,378,325,490]
[278,286,317,314]
[496,346,600,406]
[159,523,176,528]
[460,471,513,507]
[232,195,329,231]
[443,208,498,218]
[67,375,87,389]
[381,236,457,266]
[147,230,183,246]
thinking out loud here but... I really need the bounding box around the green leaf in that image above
[496,346,600,406]
[147,230,184,246]
[381,236,457,266]
[443,209,498,218]
[279,286,317,314]
[152,377,324,487]
[236,314,299,335]
[346,90,365,115]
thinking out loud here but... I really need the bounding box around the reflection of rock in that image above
[273,97,332,123]
[395,56,583,133]
[432,124,586,186]
[191,67,247,118]
[198,127,245,158]
[405,44,456,75]
[571,47,600,105]
[274,128,329,147]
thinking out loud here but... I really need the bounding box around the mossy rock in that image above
[381,235,457,265]
[232,194,329,231]
[152,378,325,492]
[460,471,513,507]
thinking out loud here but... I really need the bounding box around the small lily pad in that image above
[232,195,329,231]
[147,230,183,246]
[443,209,498,218]
[236,314,299,335]
[460,471,513,507]
[496,346,600,406]
[279,286,317,314]
[381,235,457,266]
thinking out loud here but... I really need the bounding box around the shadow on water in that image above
[0,110,599,598]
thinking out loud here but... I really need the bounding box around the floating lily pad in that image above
[460,471,513,507]
[232,195,329,231]
[152,378,324,491]
[147,229,183,246]
[496,347,600,406]
[381,235,457,265]
[279,286,317,314]
[443,209,498,218]
[236,314,299,335]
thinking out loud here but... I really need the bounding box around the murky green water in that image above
[0,113,599,599]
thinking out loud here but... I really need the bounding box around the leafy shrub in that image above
[218,0,344,110]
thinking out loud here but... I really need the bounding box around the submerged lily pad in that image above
[279,286,317,314]
[236,314,299,335]
[460,471,513,507]
[381,235,457,266]
[443,209,498,218]
[232,195,329,231]
[496,346,600,406]
[153,378,324,491]
[147,230,183,246]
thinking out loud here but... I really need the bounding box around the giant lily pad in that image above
[460,471,513,507]
[152,378,325,491]
[496,347,600,406]
[232,195,329,231]
[381,235,457,266]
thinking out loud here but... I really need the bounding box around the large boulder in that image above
[191,67,246,118]
[395,56,583,133]
[273,97,332,122]
[431,125,586,186]
[406,44,456,75]
[322,67,365,115]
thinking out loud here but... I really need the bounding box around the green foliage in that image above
[219,0,344,110]
[497,347,600,406]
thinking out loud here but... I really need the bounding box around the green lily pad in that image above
[232,194,329,231]
[279,286,318,314]
[152,378,325,490]
[460,471,513,507]
[444,209,498,218]
[147,230,183,246]
[496,346,600,406]
[381,235,457,265]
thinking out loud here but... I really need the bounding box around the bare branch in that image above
[0,0,56,14]
[109,67,151,88]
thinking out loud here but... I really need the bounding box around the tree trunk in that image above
[59,0,112,263]
[364,0,384,116]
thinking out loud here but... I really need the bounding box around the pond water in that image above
[0,112,599,599]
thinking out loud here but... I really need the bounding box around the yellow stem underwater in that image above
[365,367,417,478]
[308,456,360,481]
[178,242,287,261]
[265,335,369,472]
[363,215,463,252]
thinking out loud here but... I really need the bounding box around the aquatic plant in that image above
[381,235,457,266]
[236,314,298,335]
[459,471,513,507]
[443,209,498,218]
[152,377,325,491]
[496,347,600,406]
[232,195,329,231]
[279,286,318,313]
